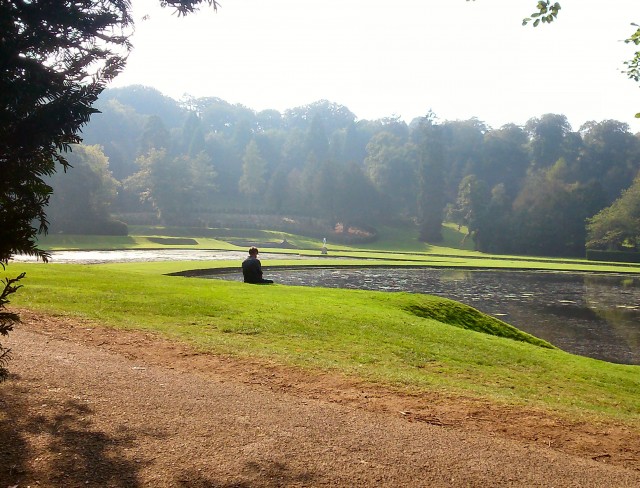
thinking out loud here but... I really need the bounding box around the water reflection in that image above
[212,268,640,365]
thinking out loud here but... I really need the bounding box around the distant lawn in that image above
[8,261,640,425]
[33,223,640,274]
[353,222,475,253]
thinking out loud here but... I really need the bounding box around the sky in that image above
[110,0,640,131]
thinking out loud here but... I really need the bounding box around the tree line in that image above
[58,85,640,257]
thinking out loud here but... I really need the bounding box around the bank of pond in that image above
[205,267,640,366]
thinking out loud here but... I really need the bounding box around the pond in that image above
[10,249,306,264]
[210,267,640,365]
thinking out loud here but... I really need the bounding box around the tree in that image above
[587,176,640,251]
[139,115,172,155]
[265,166,290,213]
[284,100,356,134]
[81,97,145,181]
[453,174,490,246]
[338,122,369,165]
[0,272,24,381]
[304,115,330,162]
[239,140,267,210]
[476,183,513,254]
[577,120,640,204]
[334,163,381,229]
[1,0,218,263]
[198,97,256,136]
[1,0,127,264]
[1,0,127,377]
[365,132,402,191]
[525,114,573,169]
[46,144,122,235]
[189,151,218,217]
[510,167,602,257]
[1,0,218,378]
[440,119,487,202]
[414,115,446,243]
[364,132,416,213]
[125,147,218,224]
[481,123,529,198]
[181,113,206,156]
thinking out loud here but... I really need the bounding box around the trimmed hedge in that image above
[51,219,128,236]
[586,249,640,263]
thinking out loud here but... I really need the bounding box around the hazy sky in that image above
[111,0,640,131]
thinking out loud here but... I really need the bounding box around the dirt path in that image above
[1,311,639,487]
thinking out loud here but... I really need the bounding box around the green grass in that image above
[8,261,639,425]
[36,222,640,274]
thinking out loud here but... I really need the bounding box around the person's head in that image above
[248,246,259,257]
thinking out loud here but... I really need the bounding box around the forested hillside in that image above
[57,85,640,257]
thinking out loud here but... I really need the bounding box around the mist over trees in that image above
[69,85,640,257]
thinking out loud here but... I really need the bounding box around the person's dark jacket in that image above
[242,256,263,283]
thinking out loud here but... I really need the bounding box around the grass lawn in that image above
[7,259,639,426]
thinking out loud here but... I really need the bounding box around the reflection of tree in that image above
[437,269,473,283]
[584,276,640,354]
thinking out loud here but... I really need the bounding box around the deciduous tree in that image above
[239,140,267,211]
[414,115,445,243]
[587,176,640,251]
[46,145,122,235]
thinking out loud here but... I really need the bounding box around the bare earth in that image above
[1,310,638,487]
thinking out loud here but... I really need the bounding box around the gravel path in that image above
[1,313,639,487]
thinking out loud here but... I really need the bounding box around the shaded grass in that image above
[8,261,639,424]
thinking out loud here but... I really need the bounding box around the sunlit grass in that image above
[8,261,640,425]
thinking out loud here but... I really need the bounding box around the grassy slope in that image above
[9,261,639,424]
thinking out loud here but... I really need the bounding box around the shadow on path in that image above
[176,461,318,487]
[0,373,142,487]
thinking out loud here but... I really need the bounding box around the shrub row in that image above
[586,249,640,263]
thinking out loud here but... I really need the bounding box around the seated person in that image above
[242,247,274,284]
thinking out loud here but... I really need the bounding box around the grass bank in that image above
[8,261,639,425]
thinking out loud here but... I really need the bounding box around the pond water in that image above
[10,249,302,264]
[211,268,640,365]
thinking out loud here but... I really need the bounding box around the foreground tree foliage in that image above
[0,0,218,379]
[0,272,24,381]
[1,0,130,264]
[1,0,219,264]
